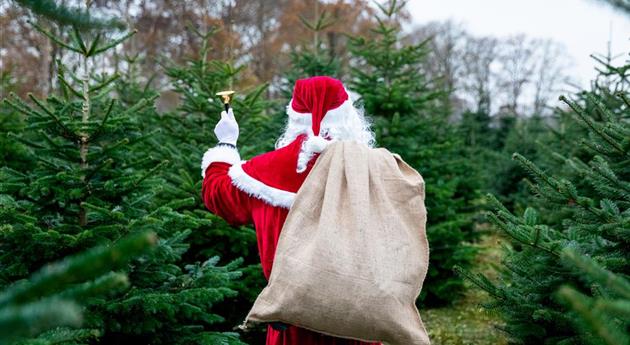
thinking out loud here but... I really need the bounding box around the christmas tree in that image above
[151,25,275,344]
[0,12,245,345]
[15,0,125,30]
[349,0,481,306]
[457,56,629,344]
[268,5,343,165]
[282,9,341,97]
[488,114,551,212]
[0,232,155,344]
[0,72,29,169]
[557,248,630,345]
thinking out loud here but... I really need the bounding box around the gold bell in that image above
[216,90,235,112]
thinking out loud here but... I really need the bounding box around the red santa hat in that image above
[287,76,351,172]
[290,76,349,137]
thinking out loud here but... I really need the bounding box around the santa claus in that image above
[201,76,381,345]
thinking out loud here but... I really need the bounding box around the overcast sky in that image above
[406,0,630,87]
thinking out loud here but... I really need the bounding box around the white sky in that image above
[406,0,630,87]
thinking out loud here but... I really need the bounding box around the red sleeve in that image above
[201,162,253,226]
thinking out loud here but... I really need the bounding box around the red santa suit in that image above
[201,77,382,345]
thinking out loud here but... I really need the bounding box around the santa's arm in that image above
[200,106,253,225]
[200,144,253,225]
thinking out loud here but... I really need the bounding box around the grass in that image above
[422,232,508,345]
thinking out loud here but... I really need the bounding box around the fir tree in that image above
[14,0,125,30]
[282,9,341,97]
[258,8,344,174]
[557,248,630,345]
[152,25,275,344]
[456,57,629,344]
[1,14,244,345]
[0,72,29,169]
[491,114,551,212]
[349,0,481,306]
[0,232,155,344]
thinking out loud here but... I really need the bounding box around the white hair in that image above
[276,95,376,172]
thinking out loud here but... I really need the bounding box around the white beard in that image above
[275,98,376,172]
[276,99,376,149]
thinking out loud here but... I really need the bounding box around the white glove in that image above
[214,108,239,146]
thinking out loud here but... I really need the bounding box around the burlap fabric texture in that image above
[240,141,431,345]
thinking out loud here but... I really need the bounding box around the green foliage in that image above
[0,72,30,170]
[0,231,156,344]
[5,1,627,343]
[594,0,630,15]
[556,249,630,345]
[161,25,276,154]
[146,26,274,344]
[349,0,481,306]
[457,109,559,214]
[155,25,272,263]
[1,20,244,345]
[349,29,436,116]
[282,10,341,98]
[458,57,630,344]
[488,115,552,212]
[14,0,125,30]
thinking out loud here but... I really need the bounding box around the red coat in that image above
[201,134,381,345]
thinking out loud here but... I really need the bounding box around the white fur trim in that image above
[201,145,241,177]
[305,135,330,152]
[286,98,356,172]
[285,98,355,130]
[281,91,375,171]
[285,103,312,126]
[228,164,295,209]
[296,135,333,173]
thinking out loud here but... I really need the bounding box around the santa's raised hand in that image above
[214,108,239,146]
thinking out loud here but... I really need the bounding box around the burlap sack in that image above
[240,141,431,345]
